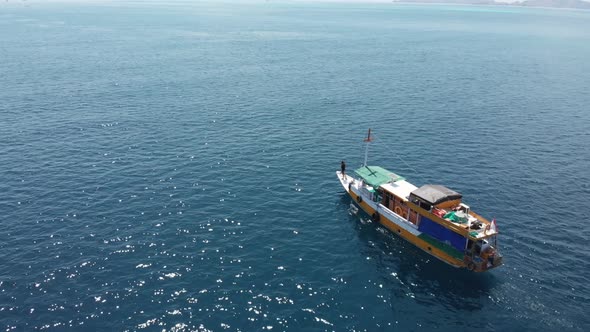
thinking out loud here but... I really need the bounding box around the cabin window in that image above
[406,210,420,225]
[410,197,431,211]
[419,201,432,211]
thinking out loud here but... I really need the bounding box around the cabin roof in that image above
[354,166,405,187]
[410,184,462,205]
[380,180,418,201]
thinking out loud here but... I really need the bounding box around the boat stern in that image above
[465,244,503,272]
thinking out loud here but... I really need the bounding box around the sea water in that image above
[1,1,589,330]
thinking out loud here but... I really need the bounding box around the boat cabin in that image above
[353,166,497,238]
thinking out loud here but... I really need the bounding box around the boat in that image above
[337,129,503,272]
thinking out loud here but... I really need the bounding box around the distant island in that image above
[395,0,590,10]
[5,0,590,10]
[517,0,590,9]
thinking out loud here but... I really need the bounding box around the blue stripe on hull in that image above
[418,217,467,252]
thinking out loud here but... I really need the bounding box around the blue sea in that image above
[1,1,589,331]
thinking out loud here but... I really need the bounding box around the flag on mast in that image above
[364,128,372,142]
[490,218,497,233]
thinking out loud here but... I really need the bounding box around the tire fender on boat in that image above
[357,195,362,203]
[372,212,380,223]
[467,262,476,271]
[348,183,352,191]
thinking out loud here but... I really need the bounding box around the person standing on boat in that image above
[341,160,346,179]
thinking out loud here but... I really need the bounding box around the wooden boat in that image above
[337,130,503,272]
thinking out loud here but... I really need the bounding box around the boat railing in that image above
[468,210,491,225]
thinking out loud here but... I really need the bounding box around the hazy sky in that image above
[7,0,590,5]
[0,0,550,3]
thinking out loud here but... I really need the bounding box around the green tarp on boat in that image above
[354,166,404,187]
[443,211,468,224]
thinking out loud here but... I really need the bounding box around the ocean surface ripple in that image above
[1,1,589,331]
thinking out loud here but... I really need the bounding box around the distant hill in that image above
[518,0,590,9]
[397,0,495,3]
[395,0,496,4]
[396,0,590,10]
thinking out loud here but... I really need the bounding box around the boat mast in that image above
[363,128,372,167]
